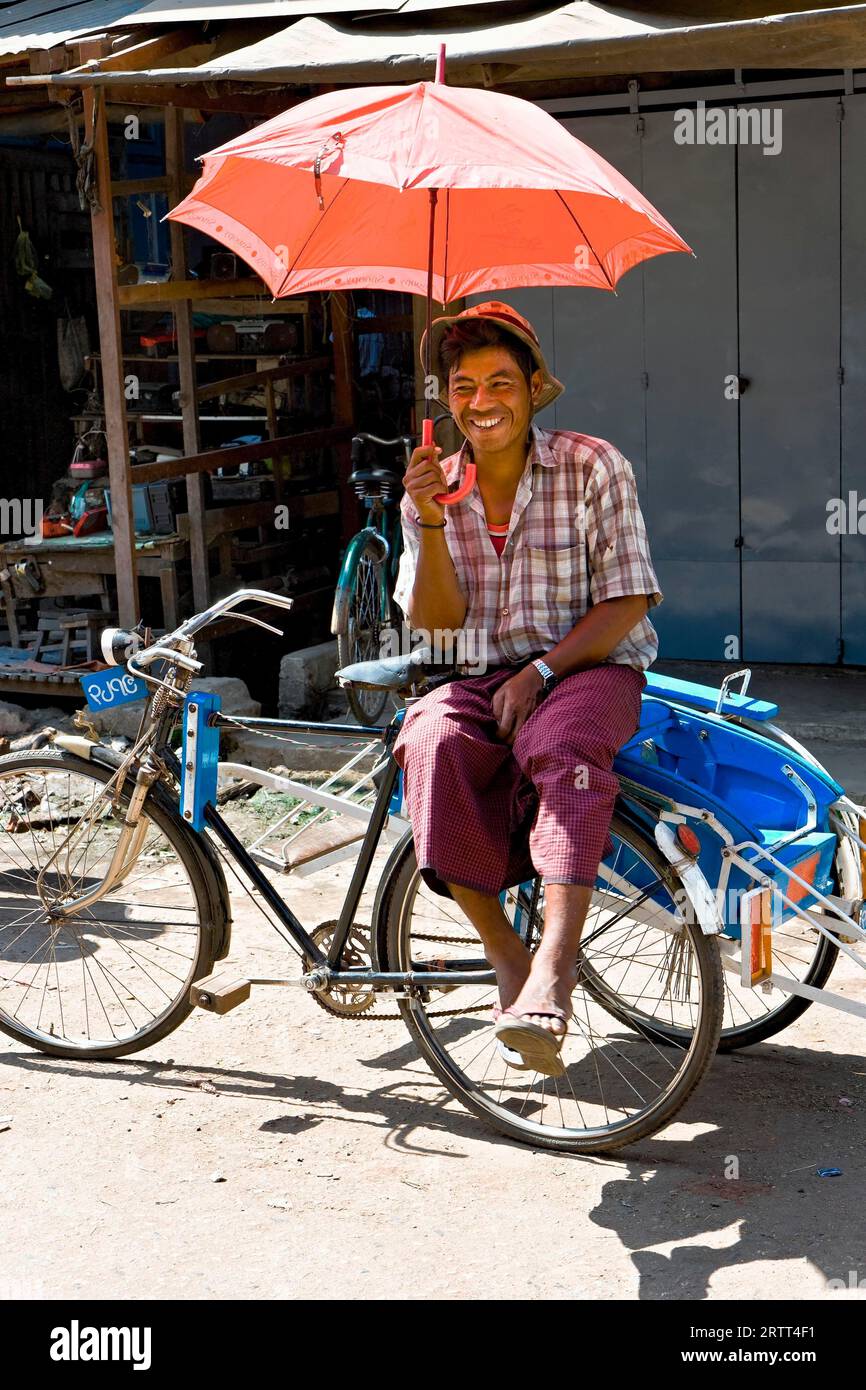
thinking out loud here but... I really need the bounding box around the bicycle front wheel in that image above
[0,750,221,1058]
[383,822,724,1154]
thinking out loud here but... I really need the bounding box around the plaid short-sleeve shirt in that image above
[392,424,663,672]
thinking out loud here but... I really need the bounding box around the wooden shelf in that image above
[117,280,308,310]
[87,352,323,364]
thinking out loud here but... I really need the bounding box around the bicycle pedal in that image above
[190,970,251,1015]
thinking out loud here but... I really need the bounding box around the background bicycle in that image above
[331,415,453,725]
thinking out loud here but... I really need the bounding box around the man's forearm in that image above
[544,595,650,678]
[407,529,468,632]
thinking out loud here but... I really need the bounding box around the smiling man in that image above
[391,301,662,1075]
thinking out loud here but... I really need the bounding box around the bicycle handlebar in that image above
[173,588,294,641]
[106,589,295,693]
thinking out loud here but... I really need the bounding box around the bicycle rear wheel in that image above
[0,750,221,1058]
[336,538,393,725]
[382,820,724,1154]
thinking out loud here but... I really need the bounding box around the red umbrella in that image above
[168,51,692,501]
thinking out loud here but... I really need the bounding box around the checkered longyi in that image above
[392,660,646,897]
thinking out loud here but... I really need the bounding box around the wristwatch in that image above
[530,658,558,697]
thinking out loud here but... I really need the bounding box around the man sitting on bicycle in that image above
[391,300,662,1075]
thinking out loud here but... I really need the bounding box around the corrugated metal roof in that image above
[105,0,405,24]
[0,0,146,56]
[0,0,409,58]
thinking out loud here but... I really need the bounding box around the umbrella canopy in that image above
[167,80,692,301]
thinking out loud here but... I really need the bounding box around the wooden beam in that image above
[178,492,339,544]
[110,175,171,197]
[75,30,216,76]
[117,278,277,305]
[81,48,138,627]
[194,356,331,403]
[179,298,310,317]
[130,426,354,484]
[165,103,209,616]
[329,292,358,546]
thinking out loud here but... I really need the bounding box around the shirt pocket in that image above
[521,543,584,614]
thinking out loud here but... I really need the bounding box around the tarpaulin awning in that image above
[14,1,866,80]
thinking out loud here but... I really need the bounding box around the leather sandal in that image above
[494,1008,569,1078]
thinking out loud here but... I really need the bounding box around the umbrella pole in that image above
[422,188,438,449]
[422,42,446,450]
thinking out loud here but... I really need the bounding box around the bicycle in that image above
[0,589,731,1155]
[331,417,452,725]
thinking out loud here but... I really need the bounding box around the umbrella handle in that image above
[422,417,476,505]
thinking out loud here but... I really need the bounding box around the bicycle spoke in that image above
[0,757,207,1052]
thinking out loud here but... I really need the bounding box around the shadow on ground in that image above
[3,1030,863,1299]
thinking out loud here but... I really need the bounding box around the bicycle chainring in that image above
[304,920,377,1018]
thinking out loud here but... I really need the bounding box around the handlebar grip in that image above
[423,416,477,505]
[434,462,476,506]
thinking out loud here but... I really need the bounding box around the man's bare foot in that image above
[507,962,577,1036]
[484,935,532,1015]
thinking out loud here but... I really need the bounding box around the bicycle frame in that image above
[50,583,866,1028]
[52,706,499,995]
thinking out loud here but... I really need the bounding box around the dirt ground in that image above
[2,799,866,1304]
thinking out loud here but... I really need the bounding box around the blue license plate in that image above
[80,667,148,712]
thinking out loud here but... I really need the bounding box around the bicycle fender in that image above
[87,743,233,961]
[654,820,725,937]
[330,528,389,635]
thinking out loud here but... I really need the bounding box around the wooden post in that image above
[330,291,357,545]
[165,104,209,616]
[81,59,139,627]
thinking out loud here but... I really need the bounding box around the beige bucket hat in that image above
[419,300,565,414]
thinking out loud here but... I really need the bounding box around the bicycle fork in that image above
[38,756,160,917]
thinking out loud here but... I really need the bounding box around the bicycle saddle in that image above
[349,467,402,499]
[336,645,453,693]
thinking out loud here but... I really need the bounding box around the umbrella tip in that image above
[435,43,446,83]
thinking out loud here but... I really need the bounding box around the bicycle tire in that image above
[0,748,223,1060]
[585,830,847,1053]
[335,537,392,725]
[382,824,724,1154]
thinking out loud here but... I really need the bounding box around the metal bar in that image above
[539,72,866,117]
[219,768,379,825]
[764,974,866,1022]
[326,745,401,968]
[323,969,496,987]
[203,803,325,963]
